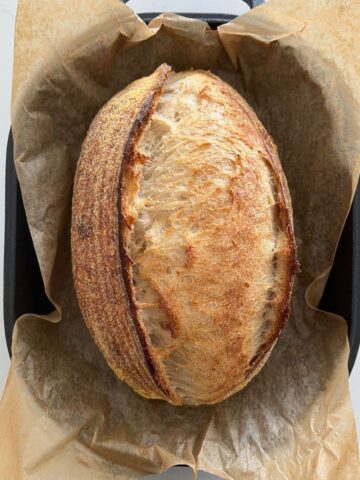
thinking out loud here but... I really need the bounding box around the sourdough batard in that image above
[71,64,298,405]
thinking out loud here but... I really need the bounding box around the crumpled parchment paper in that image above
[1,0,360,479]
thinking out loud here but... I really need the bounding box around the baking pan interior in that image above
[3,13,360,372]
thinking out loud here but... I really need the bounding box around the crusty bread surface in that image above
[72,64,298,405]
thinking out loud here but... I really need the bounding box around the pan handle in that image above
[123,0,264,12]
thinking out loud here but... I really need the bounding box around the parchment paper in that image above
[1,0,360,478]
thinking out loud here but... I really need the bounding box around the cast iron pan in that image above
[4,5,360,373]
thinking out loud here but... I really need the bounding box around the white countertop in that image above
[0,1,359,478]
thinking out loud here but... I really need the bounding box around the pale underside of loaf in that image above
[122,70,295,405]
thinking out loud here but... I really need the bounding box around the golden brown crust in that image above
[127,70,299,404]
[72,64,298,406]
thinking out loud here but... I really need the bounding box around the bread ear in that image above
[71,64,181,404]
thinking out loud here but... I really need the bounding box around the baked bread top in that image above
[72,64,298,405]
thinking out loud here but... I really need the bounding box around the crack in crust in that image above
[72,64,180,404]
[119,79,182,404]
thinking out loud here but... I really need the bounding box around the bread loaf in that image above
[71,64,298,405]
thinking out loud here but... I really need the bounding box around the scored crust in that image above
[72,64,177,403]
[72,64,299,405]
